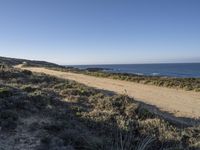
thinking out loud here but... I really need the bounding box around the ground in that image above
[0,64,199,150]
[16,66,200,124]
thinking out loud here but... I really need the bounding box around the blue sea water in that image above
[68,63,200,78]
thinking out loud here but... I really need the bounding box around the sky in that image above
[0,0,200,65]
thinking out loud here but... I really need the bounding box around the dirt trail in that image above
[16,66,200,120]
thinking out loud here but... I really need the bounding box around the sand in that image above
[16,66,200,120]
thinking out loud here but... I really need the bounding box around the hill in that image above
[0,56,61,68]
[0,57,199,150]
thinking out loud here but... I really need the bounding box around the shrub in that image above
[21,85,37,93]
[0,87,13,98]
[39,136,73,150]
[0,110,18,130]
[136,107,155,120]
[22,69,32,75]
[29,92,50,110]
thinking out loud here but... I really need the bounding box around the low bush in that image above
[0,110,18,130]
[22,69,32,75]
[0,66,199,149]
[21,85,37,93]
[0,87,13,98]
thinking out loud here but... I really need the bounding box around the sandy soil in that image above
[16,66,200,120]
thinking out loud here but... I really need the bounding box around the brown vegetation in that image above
[0,65,200,149]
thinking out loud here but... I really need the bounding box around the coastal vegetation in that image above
[0,61,200,149]
[0,56,61,68]
[3,56,199,92]
[50,67,200,92]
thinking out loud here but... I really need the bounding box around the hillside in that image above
[18,66,200,121]
[0,56,61,68]
[0,58,200,150]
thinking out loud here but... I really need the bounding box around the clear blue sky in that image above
[0,0,200,65]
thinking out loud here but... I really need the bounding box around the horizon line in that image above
[1,55,200,66]
[65,61,200,66]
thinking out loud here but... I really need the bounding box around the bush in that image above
[29,94,49,110]
[0,87,13,98]
[0,110,18,130]
[39,136,74,150]
[136,107,155,120]
[22,69,32,75]
[21,85,37,93]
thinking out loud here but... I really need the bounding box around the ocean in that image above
[69,63,200,78]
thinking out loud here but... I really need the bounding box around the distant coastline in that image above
[68,63,200,78]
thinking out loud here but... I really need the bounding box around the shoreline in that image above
[50,66,200,92]
[68,62,200,78]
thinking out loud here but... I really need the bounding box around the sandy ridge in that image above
[16,66,200,119]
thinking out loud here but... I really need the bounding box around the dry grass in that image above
[0,65,200,150]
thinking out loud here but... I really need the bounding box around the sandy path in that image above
[17,66,200,119]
